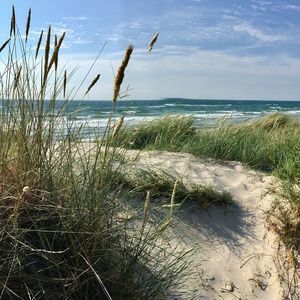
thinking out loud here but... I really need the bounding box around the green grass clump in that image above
[118,115,196,150]
[0,7,190,299]
[120,169,232,209]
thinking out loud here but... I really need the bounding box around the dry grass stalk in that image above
[0,38,11,53]
[35,30,43,59]
[148,32,159,52]
[113,45,133,103]
[85,74,100,96]
[10,5,16,37]
[63,70,67,98]
[112,115,124,139]
[141,190,151,234]
[54,34,58,71]
[47,32,65,73]
[25,8,31,43]
[144,190,151,220]
[170,179,179,214]
[13,67,22,93]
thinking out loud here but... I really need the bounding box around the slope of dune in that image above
[123,149,297,299]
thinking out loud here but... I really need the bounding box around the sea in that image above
[62,98,300,137]
[5,98,295,138]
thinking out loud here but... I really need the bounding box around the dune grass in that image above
[118,115,196,151]
[119,113,300,251]
[0,8,193,299]
[117,169,232,210]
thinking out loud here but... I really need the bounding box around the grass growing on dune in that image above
[119,112,300,176]
[119,113,300,251]
[118,169,232,209]
[0,7,192,299]
[118,115,196,150]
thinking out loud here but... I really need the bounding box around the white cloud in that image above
[233,23,285,42]
[278,4,300,12]
[62,16,88,21]
[58,47,300,101]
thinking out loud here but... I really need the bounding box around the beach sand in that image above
[122,149,297,299]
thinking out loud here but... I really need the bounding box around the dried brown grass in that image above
[113,45,133,103]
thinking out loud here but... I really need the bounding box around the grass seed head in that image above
[113,45,133,103]
[42,26,52,86]
[148,32,159,52]
[10,5,16,37]
[47,32,65,73]
[85,74,101,96]
[25,8,31,42]
[63,70,67,98]
[0,38,11,53]
[112,115,124,139]
[35,30,43,59]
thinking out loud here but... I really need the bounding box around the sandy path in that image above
[124,150,287,300]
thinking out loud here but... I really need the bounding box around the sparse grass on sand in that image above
[0,8,195,299]
[119,113,300,252]
[115,169,232,210]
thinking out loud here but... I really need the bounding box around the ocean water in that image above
[62,98,300,137]
[4,98,299,138]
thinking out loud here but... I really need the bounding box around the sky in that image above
[1,0,300,100]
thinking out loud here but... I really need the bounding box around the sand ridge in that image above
[124,149,294,299]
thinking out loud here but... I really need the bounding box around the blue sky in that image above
[1,0,300,100]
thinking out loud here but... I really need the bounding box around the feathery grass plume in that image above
[85,74,100,95]
[148,32,159,52]
[0,38,11,53]
[10,5,16,37]
[43,26,51,84]
[112,115,124,139]
[25,8,31,42]
[35,30,43,59]
[113,45,133,103]
[47,32,65,73]
[63,70,67,97]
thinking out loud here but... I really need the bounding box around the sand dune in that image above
[124,150,297,299]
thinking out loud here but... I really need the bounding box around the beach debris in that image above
[148,32,159,52]
[22,186,30,195]
[219,281,236,293]
[113,45,133,103]
[85,74,101,96]
[248,277,268,290]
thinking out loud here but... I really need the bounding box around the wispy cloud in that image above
[233,22,286,42]
[278,4,300,12]
[62,16,88,21]
[59,46,300,100]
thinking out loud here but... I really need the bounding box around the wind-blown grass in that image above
[0,8,191,299]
